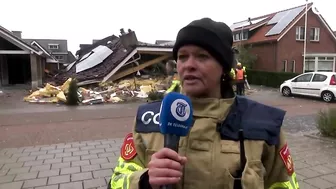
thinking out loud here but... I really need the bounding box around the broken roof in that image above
[230,3,314,44]
[55,37,135,84]
[55,29,174,85]
[76,35,118,57]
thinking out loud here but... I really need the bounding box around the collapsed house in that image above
[55,29,173,86]
[24,29,175,104]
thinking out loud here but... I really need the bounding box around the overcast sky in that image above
[0,0,334,54]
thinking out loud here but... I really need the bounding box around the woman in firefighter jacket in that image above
[108,18,299,189]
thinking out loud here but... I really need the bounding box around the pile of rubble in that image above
[23,77,168,105]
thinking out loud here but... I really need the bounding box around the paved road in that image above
[0,86,336,188]
[1,87,335,148]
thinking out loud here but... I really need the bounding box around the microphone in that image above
[159,92,193,189]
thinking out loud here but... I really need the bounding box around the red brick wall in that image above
[249,42,277,72]
[277,9,336,73]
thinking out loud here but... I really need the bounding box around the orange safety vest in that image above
[236,69,244,80]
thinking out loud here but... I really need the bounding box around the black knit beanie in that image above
[173,18,234,72]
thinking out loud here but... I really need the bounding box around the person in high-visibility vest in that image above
[230,68,236,80]
[235,62,246,95]
[240,64,249,92]
[164,60,181,94]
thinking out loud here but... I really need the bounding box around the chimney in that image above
[79,44,91,50]
[119,29,138,48]
[120,28,126,36]
[12,31,22,38]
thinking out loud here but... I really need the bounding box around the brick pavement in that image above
[0,133,336,189]
[0,138,123,189]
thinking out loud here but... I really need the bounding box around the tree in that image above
[66,78,79,106]
[236,45,258,69]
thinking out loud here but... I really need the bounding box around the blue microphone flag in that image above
[159,92,193,136]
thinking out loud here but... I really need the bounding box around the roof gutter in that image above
[234,39,277,46]
[31,41,53,57]
[0,29,40,55]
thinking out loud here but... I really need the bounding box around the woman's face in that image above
[177,45,223,98]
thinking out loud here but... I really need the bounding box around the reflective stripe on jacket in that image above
[110,157,144,189]
[165,74,181,94]
[166,79,181,93]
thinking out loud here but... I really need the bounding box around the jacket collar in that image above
[190,97,235,121]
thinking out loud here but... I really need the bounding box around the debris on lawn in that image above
[23,75,257,105]
[23,76,168,105]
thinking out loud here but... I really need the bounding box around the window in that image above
[304,57,315,72]
[318,62,333,72]
[240,31,248,40]
[233,31,248,41]
[55,55,63,60]
[296,73,313,82]
[317,57,334,72]
[290,60,296,72]
[310,28,320,41]
[48,44,59,49]
[296,26,305,40]
[234,33,240,41]
[312,74,327,82]
[283,60,287,72]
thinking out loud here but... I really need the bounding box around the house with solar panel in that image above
[231,3,336,73]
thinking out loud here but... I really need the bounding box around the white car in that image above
[280,72,336,102]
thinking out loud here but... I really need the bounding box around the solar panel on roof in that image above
[267,11,289,25]
[265,6,305,36]
[230,21,247,30]
[251,17,268,25]
[76,45,113,73]
[80,51,92,61]
[230,17,267,30]
[66,61,76,71]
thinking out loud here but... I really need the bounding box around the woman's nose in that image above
[183,56,197,70]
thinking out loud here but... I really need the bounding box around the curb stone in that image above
[304,134,336,143]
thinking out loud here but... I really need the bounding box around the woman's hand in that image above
[148,148,187,188]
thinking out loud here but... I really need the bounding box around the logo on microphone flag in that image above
[170,99,190,122]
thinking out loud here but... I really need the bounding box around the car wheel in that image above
[321,91,334,103]
[282,87,291,97]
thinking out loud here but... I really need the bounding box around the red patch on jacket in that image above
[279,143,294,176]
[121,133,137,160]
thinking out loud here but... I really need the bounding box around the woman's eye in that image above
[197,54,209,60]
[178,55,188,61]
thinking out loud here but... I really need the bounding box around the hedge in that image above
[246,69,299,88]
[317,108,336,138]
